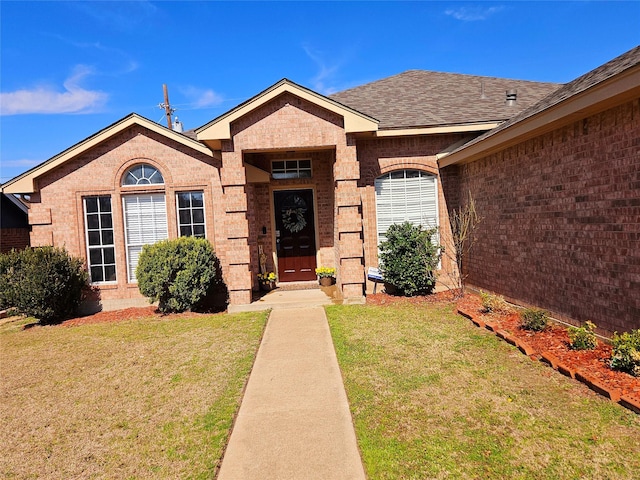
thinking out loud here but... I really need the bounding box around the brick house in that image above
[439,45,640,336]
[1,46,638,334]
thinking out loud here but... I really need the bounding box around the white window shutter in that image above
[123,194,168,282]
[375,170,438,245]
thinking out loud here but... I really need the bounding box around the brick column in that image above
[334,139,365,300]
[220,150,252,305]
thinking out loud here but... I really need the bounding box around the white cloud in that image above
[302,44,341,95]
[69,1,159,32]
[444,6,504,21]
[0,65,108,115]
[1,159,41,169]
[179,86,224,109]
[0,159,42,183]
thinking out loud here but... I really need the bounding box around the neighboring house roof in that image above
[196,78,379,150]
[330,70,561,130]
[0,193,29,228]
[1,113,214,194]
[439,45,640,167]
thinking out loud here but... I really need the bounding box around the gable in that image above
[1,113,214,194]
[196,79,379,150]
[230,92,351,151]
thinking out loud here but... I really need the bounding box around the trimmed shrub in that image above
[136,237,220,313]
[480,291,512,315]
[610,329,640,377]
[568,321,598,350]
[0,246,88,324]
[520,308,548,332]
[378,222,441,297]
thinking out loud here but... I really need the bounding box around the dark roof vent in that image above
[506,89,517,106]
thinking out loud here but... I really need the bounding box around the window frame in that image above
[122,163,165,186]
[83,195,117,284]
[176,191,206,238]
[271,159,312,179]
[122,193,169,283]
[374,169,439,246]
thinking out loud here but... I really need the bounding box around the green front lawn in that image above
[0,311,267,479]
[327,302,640,479]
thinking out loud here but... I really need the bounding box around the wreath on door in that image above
[281,194,308,233]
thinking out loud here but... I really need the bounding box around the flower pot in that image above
[260,281,276,291]
[319,276,335,287]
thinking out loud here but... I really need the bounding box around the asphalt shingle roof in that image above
[329,70,561,130]
[451,45,640,153]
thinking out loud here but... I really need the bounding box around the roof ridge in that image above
[330,69,561,98]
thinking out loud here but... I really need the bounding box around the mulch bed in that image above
[60,306,215,327]
[366,291,640,413]
[366,289,461,306]
[456,294,639,399]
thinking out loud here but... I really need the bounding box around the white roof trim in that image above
[439,65,640,167]
[2,193,29,214]
[376,122,500,138]
[196,79,379,141]
[1,113,213,194]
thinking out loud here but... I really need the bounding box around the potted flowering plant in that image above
[257,271,277,291]
[315,266,336,286]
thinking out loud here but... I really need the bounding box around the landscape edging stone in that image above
[456,306,638,415]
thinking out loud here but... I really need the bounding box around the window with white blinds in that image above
[374,170,438,245]
[123,194,168,282]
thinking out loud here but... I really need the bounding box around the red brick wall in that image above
[29,125,222,303]
[245,150,335,290]
[450,99,640,335]
[221,92,359,302]
[0,228,30,253]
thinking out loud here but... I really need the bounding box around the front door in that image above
[274,189,317,282]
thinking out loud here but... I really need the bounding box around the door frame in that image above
[270,185,319,282]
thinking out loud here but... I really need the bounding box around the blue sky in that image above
[1,1,639,183]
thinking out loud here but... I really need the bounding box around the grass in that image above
[326,302,640,480]
[0,311,268,479]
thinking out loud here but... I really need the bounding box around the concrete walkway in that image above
[217,306,366,480]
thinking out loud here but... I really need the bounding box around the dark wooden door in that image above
[274,189,317,282]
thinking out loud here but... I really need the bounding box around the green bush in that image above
[378,222,441,297]
[610,329,640,377]
[520,308,548,332]
[480,291,512,315]
[0,246,88,324]
[136,237,220,313]
[568,321,598,350]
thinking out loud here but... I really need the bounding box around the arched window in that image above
[122,163,164,186]
[121,164,167,281]
[374,169,438,244]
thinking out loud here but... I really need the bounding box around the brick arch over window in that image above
[374,169,439,245]
[378,162,439,176]
[361,162,439,187]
